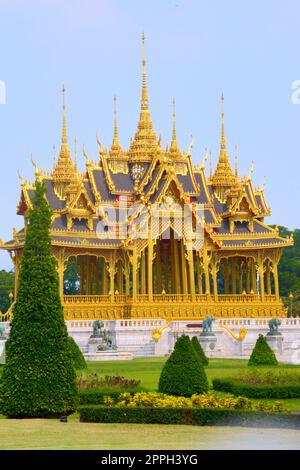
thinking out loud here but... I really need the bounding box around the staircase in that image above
[133,340,156,358]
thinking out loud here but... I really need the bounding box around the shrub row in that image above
[79,405,300,428]
[213,378,300,398]
[78,387,145,405]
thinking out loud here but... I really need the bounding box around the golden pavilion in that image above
[1,35,293,321]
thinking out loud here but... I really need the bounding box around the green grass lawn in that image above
[2,419,300,450]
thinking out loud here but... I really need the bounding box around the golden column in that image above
[56,249,66,301]
[148,237,153,302]
[109,255,115,300]
[203,248,211,296]
[197,255,203,294]
[211,256,218,301]
[223,258,229,294]
[141,251,146,294]
[117,259,123,294]
[258,255,265,302]
[102,258,107,295]
[187,243,196,301]
[246,258,251,294]
[231,257,237,295]
[251,258,257,293]
[131,246,138,302]
[266,259,271,295]
[86,257,91,295]
[156,240,162,294]
[173,237,181,294]
[238,258,243,294]
[180,239,188,295]
[272,252,280,301]
[125,255,130,296]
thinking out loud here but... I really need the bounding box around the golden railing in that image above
[63,293,278,305]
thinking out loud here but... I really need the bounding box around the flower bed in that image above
[102,391,285,411]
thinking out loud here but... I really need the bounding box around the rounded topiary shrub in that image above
[248,334,278,366]
[191,336,209,366]
[68,336,87,370]
[158,335,209,397]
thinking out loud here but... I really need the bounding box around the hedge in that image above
[213,378,300,399]
[78,387,145,405]
[79,405,300,428]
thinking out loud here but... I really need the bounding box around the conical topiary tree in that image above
[158,335,209,396]
[191,336,209,366]
[248,334,278,366]
[67,336,87,369]
[0,180,78,417]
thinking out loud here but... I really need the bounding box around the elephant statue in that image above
[201,315,215,336]
[267,318,281,336]
[92,320,104,338]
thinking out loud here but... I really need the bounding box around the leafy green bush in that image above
[78,387,145,405]
[248,334,278,366]
[68,337,87,370]
[0,181,77,418]
[79,406,296,426]
[191,336,209,366]
[237,368,300,385]
[213,378,300,398]
[76,373,140,389]
[158,335,209,397]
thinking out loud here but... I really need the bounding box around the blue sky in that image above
[0,0,299,269]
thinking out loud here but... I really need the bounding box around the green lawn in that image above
[1,419,300,450]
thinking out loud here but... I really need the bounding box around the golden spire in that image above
[74,137,78,170]
[129,33,157,158]
[209,151,212,179]
[61,84,68,146]
[141,32,148,108]
[170,99,179,154]
[234,144,238,177]
[52,86,79,191]
[211,94,236,191]
[110,95,122,155]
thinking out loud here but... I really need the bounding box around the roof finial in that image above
[53,144,56,168]
[61,84,68,146]
[220,93,226,155]
[141,32,148,107]
[129,32,156,157]
[170,98,179,153]
[110,95,122,154]
[209,151,212,179]
[234,144,238,177]
[74,137,78,169]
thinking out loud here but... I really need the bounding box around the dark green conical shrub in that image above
[248,334,278,367]
[67,336,87,370]
[0,180,77,417]
[191,336,209,366]
[158,335,209,397]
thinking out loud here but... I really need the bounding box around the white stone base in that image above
[84,351,133,361]
[3,317,300,364]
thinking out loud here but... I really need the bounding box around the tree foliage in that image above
[248,334,278,367]
[0,180,77,417]
[158,335,209,397]
[191,336,209,366]
[67,336,87,369]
